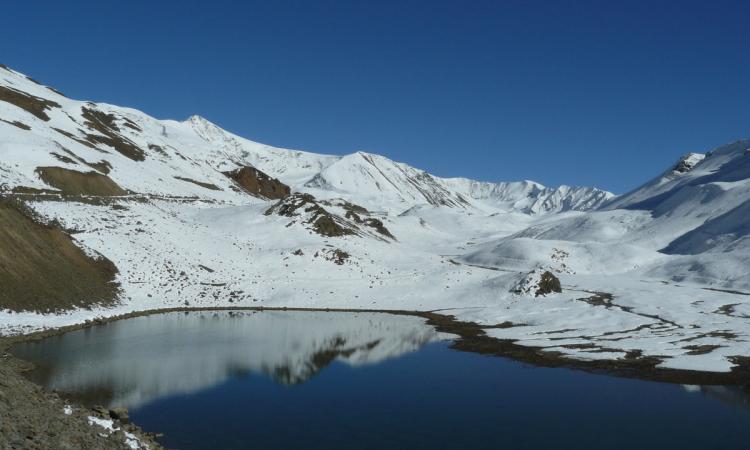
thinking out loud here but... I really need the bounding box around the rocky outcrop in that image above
[80,106,146,161]
[0,85,60,121]
[672,153,706,174]
[265,193,397,240]
[512,269,562,297]
[343,210,395,239]
[173,176,221,191]
[536,271,562,296]
[223,166,289,199]
[35,166,127,196]
[108,407,129,424]
[265,193,355,237]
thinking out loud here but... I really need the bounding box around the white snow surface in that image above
[1,65,749,374]
[87,416,148,449]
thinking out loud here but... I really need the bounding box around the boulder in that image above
[108,407,129,424]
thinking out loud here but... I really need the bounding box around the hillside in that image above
[1,64,749,375]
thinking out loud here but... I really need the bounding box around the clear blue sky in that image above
[2,1,748,193]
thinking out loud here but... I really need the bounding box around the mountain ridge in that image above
[0,63,612,215]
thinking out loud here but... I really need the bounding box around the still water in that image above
[11,310,750,449]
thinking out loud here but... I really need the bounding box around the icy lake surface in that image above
[12,310,750,449]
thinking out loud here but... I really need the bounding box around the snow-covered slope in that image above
[0,64,610,214]
[442,178,613,214]
[303,151,615,213]
[455,140,750,372]
[471,141,750,282]
[2,63,750,376]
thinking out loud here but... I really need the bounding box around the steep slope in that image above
[0,198,118,312]
[304,151,473,210]
[603,140,750,214]
[601,139,750,254]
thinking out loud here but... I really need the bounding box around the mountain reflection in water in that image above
[12,310,446,408]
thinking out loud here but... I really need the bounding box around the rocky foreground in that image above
[0,342,160,450]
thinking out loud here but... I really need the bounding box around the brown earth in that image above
[0,118,31,130]
[173,176,222,191]
[536,271,562,296]
[265,193,356,237]
[52,127,100,150]
[344,210,395,239]
[81,106,146,161]
[0,197,119,312]
[52,144,113,174]
[36,166,127,196]
[0,86,60,121]
[223,166,290,199]
[9,187,61,195]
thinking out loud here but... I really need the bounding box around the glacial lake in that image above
[11,310,750,449]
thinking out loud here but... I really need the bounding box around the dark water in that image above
[11,311,750,450]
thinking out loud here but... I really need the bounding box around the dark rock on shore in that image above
[0,357,160,449]
[109,407,129,424]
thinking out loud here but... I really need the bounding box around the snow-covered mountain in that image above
[304,150,614,213]
[2,63,750,376]
[467,140,750,286]
[0,63,611,214]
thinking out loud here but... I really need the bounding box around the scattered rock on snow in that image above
[264,193,356,237]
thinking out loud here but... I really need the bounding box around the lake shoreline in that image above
[0,347,163,449]
[2,306,750,449]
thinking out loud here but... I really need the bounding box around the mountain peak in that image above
[672,153,705,174]
[185,114,214,127]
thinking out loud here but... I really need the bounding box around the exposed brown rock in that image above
[344,210,395,239]
[147,144,168,157]
[223,166,290,199]
[536,271,562,297]
[0,118,31,130]
[108,407,130,424]
[52,127,99,150]
[50,152,79,165]
[173,176,221,191]
[0,197,119,312]
[81,106,145,161]
[0,86,61,121]
[36,167,127,196]
[87,160,112,175]
[265,193,356,237]
[312,215,350,237]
